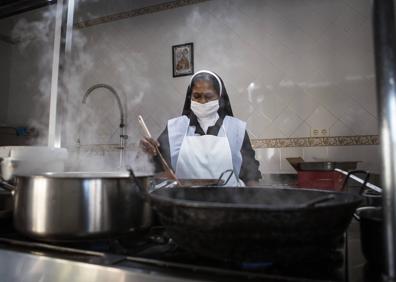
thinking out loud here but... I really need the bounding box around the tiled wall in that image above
[71,0,376,136]
[256,145,381,174]
[0,0,381,173]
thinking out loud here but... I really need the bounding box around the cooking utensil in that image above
[338,169,383,206]
[0,171,153,241]
[137,115,180,185]
[149,186,362,262]
[335,168,382,193]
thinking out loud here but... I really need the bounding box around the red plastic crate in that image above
[297,171,346,191]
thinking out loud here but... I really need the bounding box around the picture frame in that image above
[172,42,194,77]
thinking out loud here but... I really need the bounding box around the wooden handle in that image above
[138,115,151,138]
[137,115,180,185]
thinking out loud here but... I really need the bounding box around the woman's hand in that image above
[140,137,160,157]
[246,180,259,186]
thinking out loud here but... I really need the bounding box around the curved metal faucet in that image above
[82,83,128,167]
[82,84,125,127]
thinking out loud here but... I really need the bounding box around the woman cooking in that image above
[141,70,261,186]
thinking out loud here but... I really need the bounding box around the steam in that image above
[10,5,154,174]
[12,9,55,50]
[9,8,56,145]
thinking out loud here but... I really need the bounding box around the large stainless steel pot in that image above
[0,171,153,241]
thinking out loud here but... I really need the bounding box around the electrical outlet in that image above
[311,128,329,137]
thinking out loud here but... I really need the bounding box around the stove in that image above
[0,226,347,282]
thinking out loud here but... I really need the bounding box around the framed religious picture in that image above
[172,42,194,77]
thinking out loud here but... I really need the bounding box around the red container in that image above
[297,171,346,191]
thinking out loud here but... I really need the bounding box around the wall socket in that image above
[311,128,329,137]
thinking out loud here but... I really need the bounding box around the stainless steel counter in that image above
[0,248,206,282]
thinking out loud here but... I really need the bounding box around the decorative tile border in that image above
[251,135,379,149]
[69,135,379,151]
[75,0,211,29]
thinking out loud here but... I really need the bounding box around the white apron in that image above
[175,126,242,187]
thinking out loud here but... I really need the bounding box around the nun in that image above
[141,70,261,186]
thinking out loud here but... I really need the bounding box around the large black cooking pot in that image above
[354,206,384,271]
[150,186,362,262]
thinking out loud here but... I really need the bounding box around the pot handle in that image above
[353,206,377,221]
[127,167,151,201]
[353,210,361,221]
[217,169,234,186]
[0,178,16,192]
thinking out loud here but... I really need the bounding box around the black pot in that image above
[354,207,384,270]
[362,190,382,207]
[151,187,362,262]
[0,189,13,232]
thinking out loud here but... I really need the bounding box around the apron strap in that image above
[222,116,246,178]
[168,116,190,169]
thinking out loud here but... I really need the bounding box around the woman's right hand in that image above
[140,137,160,157]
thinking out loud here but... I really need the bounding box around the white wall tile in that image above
[287,89,318,121]
[259,123,287,139]
[306,105,337,130]
[272,107,304,137]
[338,107,378,135]
[330,120,356,136]
[303,147,329,161]
[327,145,381,173]
[257,90,288,121]
[290,122,311,138]
[341,76,377,117]
[255,148,281,174]
[280,147,304,173]
[247,110,272,138]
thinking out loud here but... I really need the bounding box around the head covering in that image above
[182,70,234,118]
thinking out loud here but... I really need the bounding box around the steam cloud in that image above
[10,5,154,174]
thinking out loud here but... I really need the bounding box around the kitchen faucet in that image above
[82,83,128,168]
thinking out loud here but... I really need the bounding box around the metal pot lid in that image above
[16,170,153,178]
[43,171,131,178]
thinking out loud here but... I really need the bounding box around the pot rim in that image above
[355,206,383,222]
[15,171,153,178]
[150,187,363,211]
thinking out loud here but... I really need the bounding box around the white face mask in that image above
[191,100,219,119]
